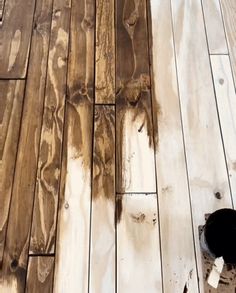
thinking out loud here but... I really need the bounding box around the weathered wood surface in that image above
[221,0,236,85]
[116,0,156,193]
[0,80,25,265]
[25,257,54,293]
[211,55,236,205]
[95,0,115,104]
[202,0,228,54]
[0,0,53,291]
[89,105,115,293]
[117,194,162,293]
[149,0,199,292]
[0,0,35,78]
[30,0,71,255]
[54,0,95,291]
[171,0,233,291]
[0,0,6,21]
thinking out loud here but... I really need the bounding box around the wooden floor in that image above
[0,0,236,292]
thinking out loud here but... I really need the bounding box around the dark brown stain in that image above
[214,191,222,199]
[183,283,188,293]
[130,212,146,223]
[115,195,123,224]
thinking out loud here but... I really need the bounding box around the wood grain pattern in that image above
[30,0,71,255]
[202,0,228,54]
[0,0,36,78]
[117,194,162,293]
[211,55,236,205]
[221,0,236,85]
[89,105,115,293]
[171,0,233,292]
[149,1,199,292]
[0,80,25,265]
[0,0,53,291]
[116,0,156,193]
[95,0,115,104]
[54,0,95,291]
[26,257,54,293]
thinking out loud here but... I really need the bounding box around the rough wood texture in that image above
[89,105,115,293]
[117,194,162,293]
[25,257,54,293]
[211,55,236,205]
[0,0,53,291]
[171,0,233,292]
[149,1,199,292]
[116,0,156,194]
[221,0,236,86]
[54,0,95,291]
[95,0,115,104]
[0,80,25,265]
[30,0,71,255]
[0,0,36,78]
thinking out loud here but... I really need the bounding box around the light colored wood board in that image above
[211,55,236,205]
[116,194,162,293]
[202,0,228,54]
[30,0,71,255]
[116,0,156,193]
[0,80,25,265]
[54,0,95,292]
[149,1,199,292]
[0,0,35,78]
[95,0,115,104]
[89,105,115,293]
[221,0,236,86]
[0,0,53,291]
[171,1,233,292]
[26,257,54,293]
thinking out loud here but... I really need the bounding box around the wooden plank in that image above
[0,0,36,78]
[116,0,156,193]
[0,80,25,265]
[221,0,236,86]
[117,194,162,293]
[202,0,228,54]
[211,55,236,205]
[0,0,54,291]
[171,1,233,292]
[95,0,115,104]
[25,257,54,293]
[149,1,199,292]
[89,105,115,293]
[29,0,71,255]
[54,0,95,291]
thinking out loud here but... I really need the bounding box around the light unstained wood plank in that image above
[149,1,199,292]
[29,0,71,255]
[0,0,36,78]
[211,55,236,204]
[0,0,54,291]
[171,1,233,292]
[117,194,162,293]
[221,0,236,86]
[202,0,228,54]
[0,80,25,265]
[95,0,115,104]
[54,0,95,292]
[25,257,54,293]
[116,0,156,194]
[89,105,115,293]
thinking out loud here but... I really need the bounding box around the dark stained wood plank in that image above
[116,0,156,193]
[25,257,54,293]
[54,0,95,291]
[0,80,25,265]
[89,105,115,292]
[95,0,115,104]
[0,0,54,291]
[29,0,71,255]
[0,0,36,78]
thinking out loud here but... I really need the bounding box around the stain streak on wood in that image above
[0,0,6,21]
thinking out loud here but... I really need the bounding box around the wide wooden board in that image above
[149,0,199,292]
